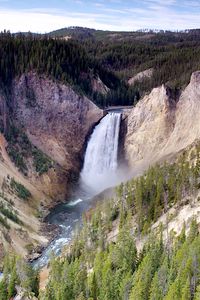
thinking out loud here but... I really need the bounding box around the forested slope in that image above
[2,29,200,107]
[0,32,120,107]
[40,143,200,300]
[82,30,200,104]
[0,138,199,300]
[49,28,200,106]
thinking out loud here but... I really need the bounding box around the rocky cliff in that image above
[0,72,103,202]
[12,73,102,169]
[0,72,103,257]
[124,71,200,170]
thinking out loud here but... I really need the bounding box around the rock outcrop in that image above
[0,72,103,201]
[12,72,103,169]
[0,72,103,257]
[92,76,109,95]
[124,71,200,169]
[128,68,154,86]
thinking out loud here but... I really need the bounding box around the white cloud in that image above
[0,4,199,33]
[0,9,125,32]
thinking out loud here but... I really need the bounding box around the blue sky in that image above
[0,0,200,33]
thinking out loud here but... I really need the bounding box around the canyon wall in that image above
[0,72,103,257]
[124,71,200,170]
[0,72,103,202]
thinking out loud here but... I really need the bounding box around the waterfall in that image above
[80,112,121,194]
[33,112,122,269]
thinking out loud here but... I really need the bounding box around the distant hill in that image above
[48,26,97,39]
[48,26,200,42]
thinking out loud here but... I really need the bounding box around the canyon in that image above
[0,70,200,260]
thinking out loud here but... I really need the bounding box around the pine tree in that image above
[194,285,200,300]
[181,279,191,300]
[7,266,18,299]
[0,279,7,300]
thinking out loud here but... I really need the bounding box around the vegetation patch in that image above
[5,125,30,174]
[0,215,10,229]
[0,202,22,225]
[5,124,53,176]
[0,255,39,299]
[7,148,27,174]
[10,178,31,201]
[32,148,52,175]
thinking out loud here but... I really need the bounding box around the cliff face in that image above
[0,72,103,202]
[0,134,49,260]
[161,72,200,155]
[12,72,103,169]
[124,71,200,169]
[0,72,103,257]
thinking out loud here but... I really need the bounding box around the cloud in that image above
[145,0,176,5]
[0,1,200,33]
[0,8,125,33]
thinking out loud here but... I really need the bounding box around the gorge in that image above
[1,70,200,263]
[35,69,200,268]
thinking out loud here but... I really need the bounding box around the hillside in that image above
[1,141,199,299]
[83,32,200,101]
[0,133,48,261]
[11,28,200,106]
[48,27,200,43]
[3,29,200,109]
[0,32,121,107]
[49,27,200,106]
[49,28,200,85]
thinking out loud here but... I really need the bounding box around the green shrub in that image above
[7,147,27,174]
[6,124,52,176]
[32,149,52,175]
[0,216,10,229]
[0,202,22,225]
[10,178,31,200]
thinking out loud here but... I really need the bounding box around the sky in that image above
[0,0,200,33]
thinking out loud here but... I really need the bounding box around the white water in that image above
[34,112,122,268]
[80,112,121,194]
[67,198,83,207]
